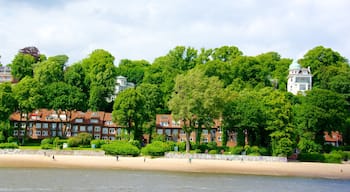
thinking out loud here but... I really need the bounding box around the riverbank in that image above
[0,154,349,179]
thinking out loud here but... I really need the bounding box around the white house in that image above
[107,76,135,102]
[287,61,312,95]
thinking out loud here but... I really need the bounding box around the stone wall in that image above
[0,149,105,156]
[165,152,287,162]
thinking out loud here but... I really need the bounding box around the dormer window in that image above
[75,118,83,123]
[90,119,99,124]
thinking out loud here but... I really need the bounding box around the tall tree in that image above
[116,59,150,85]
[12,77,43,143]
[168,68,224,152]
[0,83,17,141]
[34,55,68,84]
[81,49,117,111]
[112,88,146,141]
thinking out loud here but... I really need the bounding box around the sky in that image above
[1,0,349,66]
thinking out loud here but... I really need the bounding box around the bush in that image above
[207,142,217,150]
[7,136,16,143]
[229,146,244,155]
[102,141,140,156]
[129,140,141,149]
[41,138,53,145]
[177,142,186,152]
[41,143,53,149]
[208,149,217,154]
[67,137,81,147]
[259,147,270,156]
[141,141,172,156]
[324,151,343,163]
[0,142,19,149]
[298,152,325,162]
[247,146,260,155]
[91,139,107,148]
[77,133,92,146]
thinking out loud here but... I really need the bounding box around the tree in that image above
[168,68,224,152]
[116,59,150,85]
[211,45,243,62]
[0,83,17,141]
[64,62,89,95]
[136,83,163,142]
[12,77,43,143]
[34,55,68,84]
[261,88,295,156]
[294,88,348,146]
[81,49,117,111]
[9,52,37,80]
[112,88,146,142]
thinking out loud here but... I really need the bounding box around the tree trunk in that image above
[185,131,191,153]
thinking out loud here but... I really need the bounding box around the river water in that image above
[0,168,349,192]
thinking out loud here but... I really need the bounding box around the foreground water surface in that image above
[0,168,349,192]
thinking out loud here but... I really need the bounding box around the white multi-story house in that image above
[0,66,13,83]
[287,61,312,95]
[107,76,135,102]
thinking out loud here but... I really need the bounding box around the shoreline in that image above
[0,154,349,179]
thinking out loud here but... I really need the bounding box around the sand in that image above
[0,154,349,179]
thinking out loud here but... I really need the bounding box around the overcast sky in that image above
[1,0,349,65]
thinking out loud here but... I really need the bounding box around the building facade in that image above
[155,114,237,147]
[287,61,312,95]
[0,66,14,83]
[10,109,124,140]
[107,76,135,102]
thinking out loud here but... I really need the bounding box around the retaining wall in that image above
[165,152,287,162]
[0,149,105,156]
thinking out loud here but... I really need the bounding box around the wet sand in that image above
[0,154,349,179]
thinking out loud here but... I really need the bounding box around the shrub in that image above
[177,142,186,152]
[129,140,141,149]
[229,146,244,155]
[102,141,140,156]
[77,133,92,146]
[298,152,324,162]
[141,141,171,156]
[208,149,217,154]
[91,139,107,148]
[196,144,209,153]
[207,142,217,150]
[247,146,260,155]
[41,143,53,149]
[67,137,81,147]
[7,136,16,143]
[41,138,53,145]
[324,151,342,163]
[0,142,19,149]
[259,147,270,156]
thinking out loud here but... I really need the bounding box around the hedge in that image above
[102,141,140,156]
[0,143,19,149]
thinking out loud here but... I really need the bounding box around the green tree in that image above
[168,68,224,152]
[112,88,146,142]
[12,77,43,143]
[9,53,37,80]
[34,55,68,84]
[64,62,89,95]
[116,59,150,85]
[0,83,17,141]
[81,49,117,111]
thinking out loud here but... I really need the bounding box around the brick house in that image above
[10,109,124,140]
[155,114,237,147]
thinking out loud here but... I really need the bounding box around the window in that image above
[36,131,41,136]
[102,136,108,140]
[180,130,185,135]
[75,118,83,123]
[157,129,163,134]
[43,123,48,129]
[29,123,33,128]
[299,84,306,90]
[109,128,115,134]
[51,123,57,129]
[117,128,122,135]
[42,131,48,136]
[105,121,112,125]
[202,137,208,143]
[95,126,101,132]
[102,128,108,134]
[21,123,26,128]
[13,130,18,136]
[87,126,93,132]
[52,131,56,137]
[14,123,18,128]
[172,120,180,126]
[94,135,100,139]
[90,119,99,124]
[72,125,78,132]
[217,127,222,133]
[36,123,41,129]
[160,121,169,126]
[218,136,222,142]
[80,126,86,132]
[165,129,171,136]
[202,130,208,135]
[109,136,115,140]
[20,130,25,136]
[172,129,178,135]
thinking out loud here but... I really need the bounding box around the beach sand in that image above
[0,154,349,179]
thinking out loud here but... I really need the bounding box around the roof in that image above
[289,61,301,70]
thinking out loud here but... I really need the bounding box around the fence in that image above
[0,149,105,156]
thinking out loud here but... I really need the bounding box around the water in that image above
[0,168,349,192]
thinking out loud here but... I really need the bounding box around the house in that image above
[10,109,124,140]
[107,76,135,102]
[0,66,15,83]
[287,61,312,95]
[324,131,342,147]
[155,114,237,147]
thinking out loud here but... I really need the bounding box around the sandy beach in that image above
[0,154,349,179]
